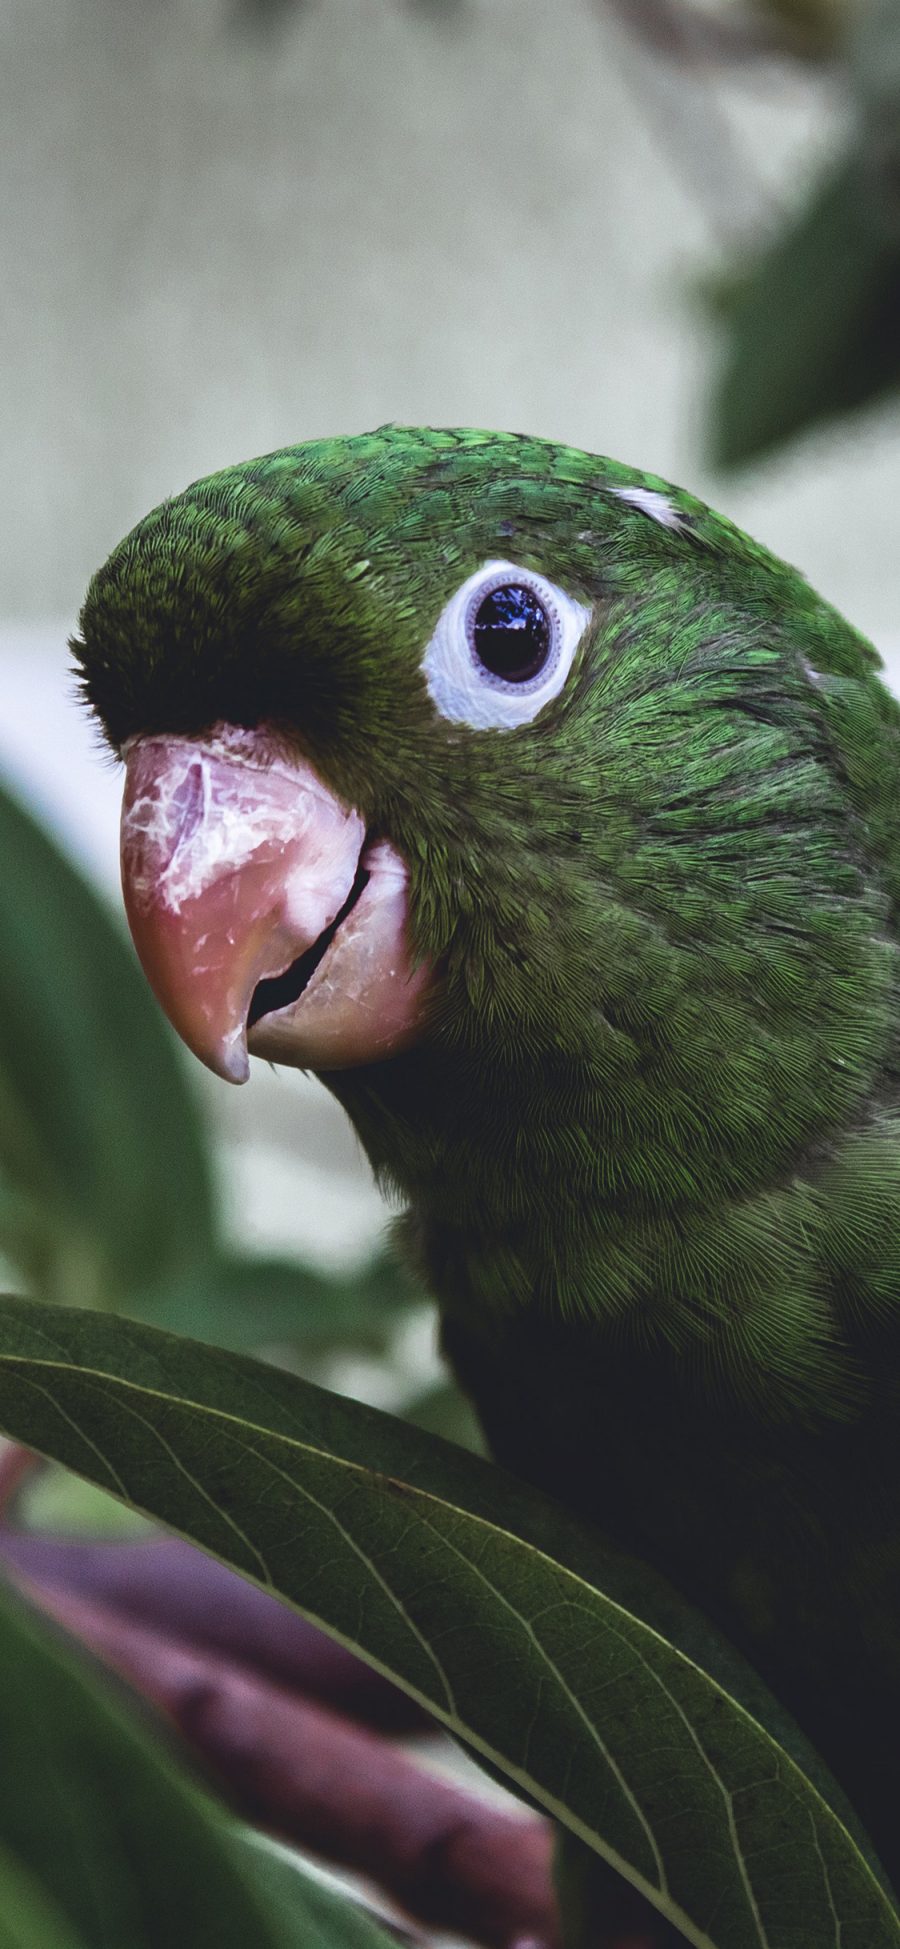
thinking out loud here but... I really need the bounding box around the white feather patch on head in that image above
[612,486,686,531]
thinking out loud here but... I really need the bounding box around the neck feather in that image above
[328,1040,900,1424]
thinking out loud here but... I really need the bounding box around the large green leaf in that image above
[0,1571,395,1948]
[0,780,215,1306]
[0,1295,893,1949]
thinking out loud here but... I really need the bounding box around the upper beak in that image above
[120,724,429,1083]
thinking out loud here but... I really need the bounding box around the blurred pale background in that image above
[2,0,899,1283]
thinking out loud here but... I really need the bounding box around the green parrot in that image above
[73,426,900,1934]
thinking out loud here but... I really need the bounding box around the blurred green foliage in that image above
[707,0,900,461]
[0,784,215,1310]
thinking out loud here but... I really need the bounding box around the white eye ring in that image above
[421,559,591,731]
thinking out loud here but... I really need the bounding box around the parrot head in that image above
[72,427,900,1372]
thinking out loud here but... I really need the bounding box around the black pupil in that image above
[471,583,551,683]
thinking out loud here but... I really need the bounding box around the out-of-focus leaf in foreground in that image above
[0,1571,397,1948]
[0,1295,894,1949]
[0,1844,88,1949]
[236,1840,406,1949]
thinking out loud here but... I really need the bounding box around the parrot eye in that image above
[422,559,591,730]
[471,583,551,683]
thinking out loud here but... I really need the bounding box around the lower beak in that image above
[120,724,429,1083]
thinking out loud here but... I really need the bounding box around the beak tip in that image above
[208,1036,250,1086]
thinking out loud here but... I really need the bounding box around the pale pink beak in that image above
[120,724,430,1083]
